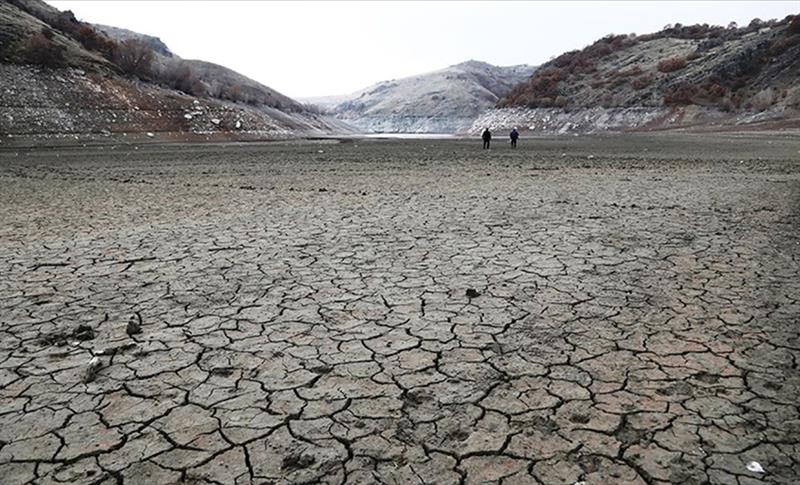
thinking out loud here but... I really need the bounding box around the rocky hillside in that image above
[308,61,535,133]
[0,0,348,140]
[475,16,800,134]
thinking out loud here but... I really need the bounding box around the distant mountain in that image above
[307,61,535,133]
[0,0,350,138]
[477,15,800,133]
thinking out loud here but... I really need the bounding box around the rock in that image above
[73,325,95,341]
[746,461,764,473]
[83,357,103,383]
[126,315,142,336]
[235,120,242,129]
[146,132,155,138]
[211,119,221,125]
[466,288,481,299]
[184,114,193,120]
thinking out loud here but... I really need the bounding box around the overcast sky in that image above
[49,1,797,98]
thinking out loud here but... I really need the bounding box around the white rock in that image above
[746,461,764,473]
[235,120,242,129]
[184,114,193,120]
[146,132,155,138]
[211,118,221,125]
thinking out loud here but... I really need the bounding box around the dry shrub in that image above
[21,30,66,67]
[769,35,799,54]
[663,82,698,105]
[113,39,154,78]
[73,25,115,58]
[663,81,728,106]
[161,62,204,95]
[631,74,654,90]
[788,15,800,34]
[657,57,687,73]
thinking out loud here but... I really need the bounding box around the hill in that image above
[0,0,348,140]
[309,61,535,133]
[475,16,800,133]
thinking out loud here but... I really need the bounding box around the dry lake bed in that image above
[0,133,798,484]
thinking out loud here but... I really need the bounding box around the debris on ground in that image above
[83,357,103,383]
[126,314,142,335]
[466,288,481,299]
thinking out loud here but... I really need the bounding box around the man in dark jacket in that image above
[482,128,492,149]
[510,127,519,148]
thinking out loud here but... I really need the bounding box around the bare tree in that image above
[113,39,154,78]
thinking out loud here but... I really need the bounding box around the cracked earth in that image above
[0,134,798,484]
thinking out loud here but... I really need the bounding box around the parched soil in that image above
[0,133,798,484]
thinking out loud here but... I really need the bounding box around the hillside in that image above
[309,61,535,133]
[475,16,800,133]
[0,0,348,140]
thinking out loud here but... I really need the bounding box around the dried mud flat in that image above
[0,134,799,484]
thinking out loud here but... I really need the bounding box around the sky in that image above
[48,1,798,99]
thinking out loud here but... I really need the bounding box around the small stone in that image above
[746,461,764,473]
[466,288,481,299]
[146,132,155,138]
[83,357,103,383]
[126,315,142,336]
[73,325,95,341]
[211,119,221,125]
[184,114,193,120]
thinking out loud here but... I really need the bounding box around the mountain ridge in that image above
[306,60,536,133]
[0,0,348,139]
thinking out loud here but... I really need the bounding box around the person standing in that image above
[510,127,519,148]
[482,128,492,149]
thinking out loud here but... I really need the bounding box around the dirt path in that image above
[0,134,798,484]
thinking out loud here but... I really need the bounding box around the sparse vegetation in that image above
[657,57,687,73]
[499,14,799,112]
[73,24,116,59]
[20,29,66,67]
[631,74,654,90]
[113,39,154,78]
[788,15,800,34]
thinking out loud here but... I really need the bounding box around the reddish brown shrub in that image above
[657,57,687,73]
[74,25,115,58]
[21,30,66,67]
[631,74,654,90]
[663,82,698,105]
